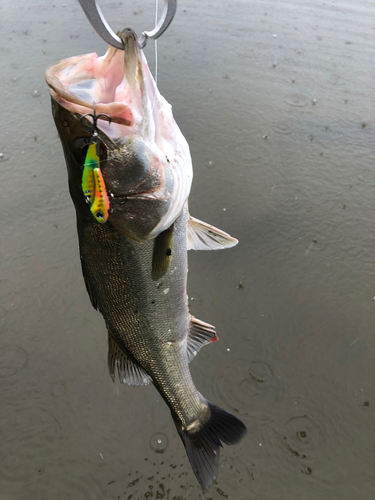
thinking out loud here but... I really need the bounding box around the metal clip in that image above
[78,0,177,49]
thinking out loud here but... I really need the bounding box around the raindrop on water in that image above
[32,90,41,98]
[273,121,292,135]
[285,94,308,107]
[150,433,168,454]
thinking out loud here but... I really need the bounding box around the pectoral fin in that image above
[187,217,238,251]
[152,224,174,280]
[108,332,152,386]
[187,316,218,362]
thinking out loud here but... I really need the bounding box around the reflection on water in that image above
[0,0,374,498]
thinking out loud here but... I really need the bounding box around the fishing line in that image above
[154,0,159,85]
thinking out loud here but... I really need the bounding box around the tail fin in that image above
[174,401,247,491]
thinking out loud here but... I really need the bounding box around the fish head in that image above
[46,29,192,242]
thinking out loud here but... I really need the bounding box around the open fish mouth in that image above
[45,52,135,129]
[45,29,157,142]
[46,28,193,241]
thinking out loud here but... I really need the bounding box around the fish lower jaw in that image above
[113,189,168,202]
[127,193,163,200]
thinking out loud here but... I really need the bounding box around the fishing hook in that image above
[80,102,112,139]
[77,0,177,49]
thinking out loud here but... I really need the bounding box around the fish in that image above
[45,28,247,490]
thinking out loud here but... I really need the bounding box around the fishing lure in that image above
[80,105,111,223]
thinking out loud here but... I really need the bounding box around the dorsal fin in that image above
[108,331,152,386]
[187,217,238,251]
[187,316,218,362]
[152,224,174,280]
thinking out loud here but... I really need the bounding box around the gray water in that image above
[1,1,374,498]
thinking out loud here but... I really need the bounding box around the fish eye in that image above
[95,211,104,219]
[72,137,106,164]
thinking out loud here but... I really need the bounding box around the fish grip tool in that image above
[77,0,177,49]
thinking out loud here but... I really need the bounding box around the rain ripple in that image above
[216,456,253,494]
[0,402,63,485]
[215,359,282,416]
[0,399,102,499]
[284,94,309,107]
[281,414,325,460]
[0,305,8,332]
[0,345,28,377]
[265,399,328,475]
[28,458,104,500]
[273,121,293,135]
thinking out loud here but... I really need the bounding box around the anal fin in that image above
[108,331,152,386]
[187,316,219,362]
[187,217,238,251]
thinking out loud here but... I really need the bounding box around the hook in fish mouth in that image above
[80,102,112,139]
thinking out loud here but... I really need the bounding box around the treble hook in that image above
[80,102,112,140]
[77,0,177,49]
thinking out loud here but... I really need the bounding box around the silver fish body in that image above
[46,29,246,490]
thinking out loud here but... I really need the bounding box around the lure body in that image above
[81,142,109,223]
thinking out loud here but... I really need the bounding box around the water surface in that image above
[0,1,374,499]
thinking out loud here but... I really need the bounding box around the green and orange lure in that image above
[81,140,109,223]
[80,105,111,224]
